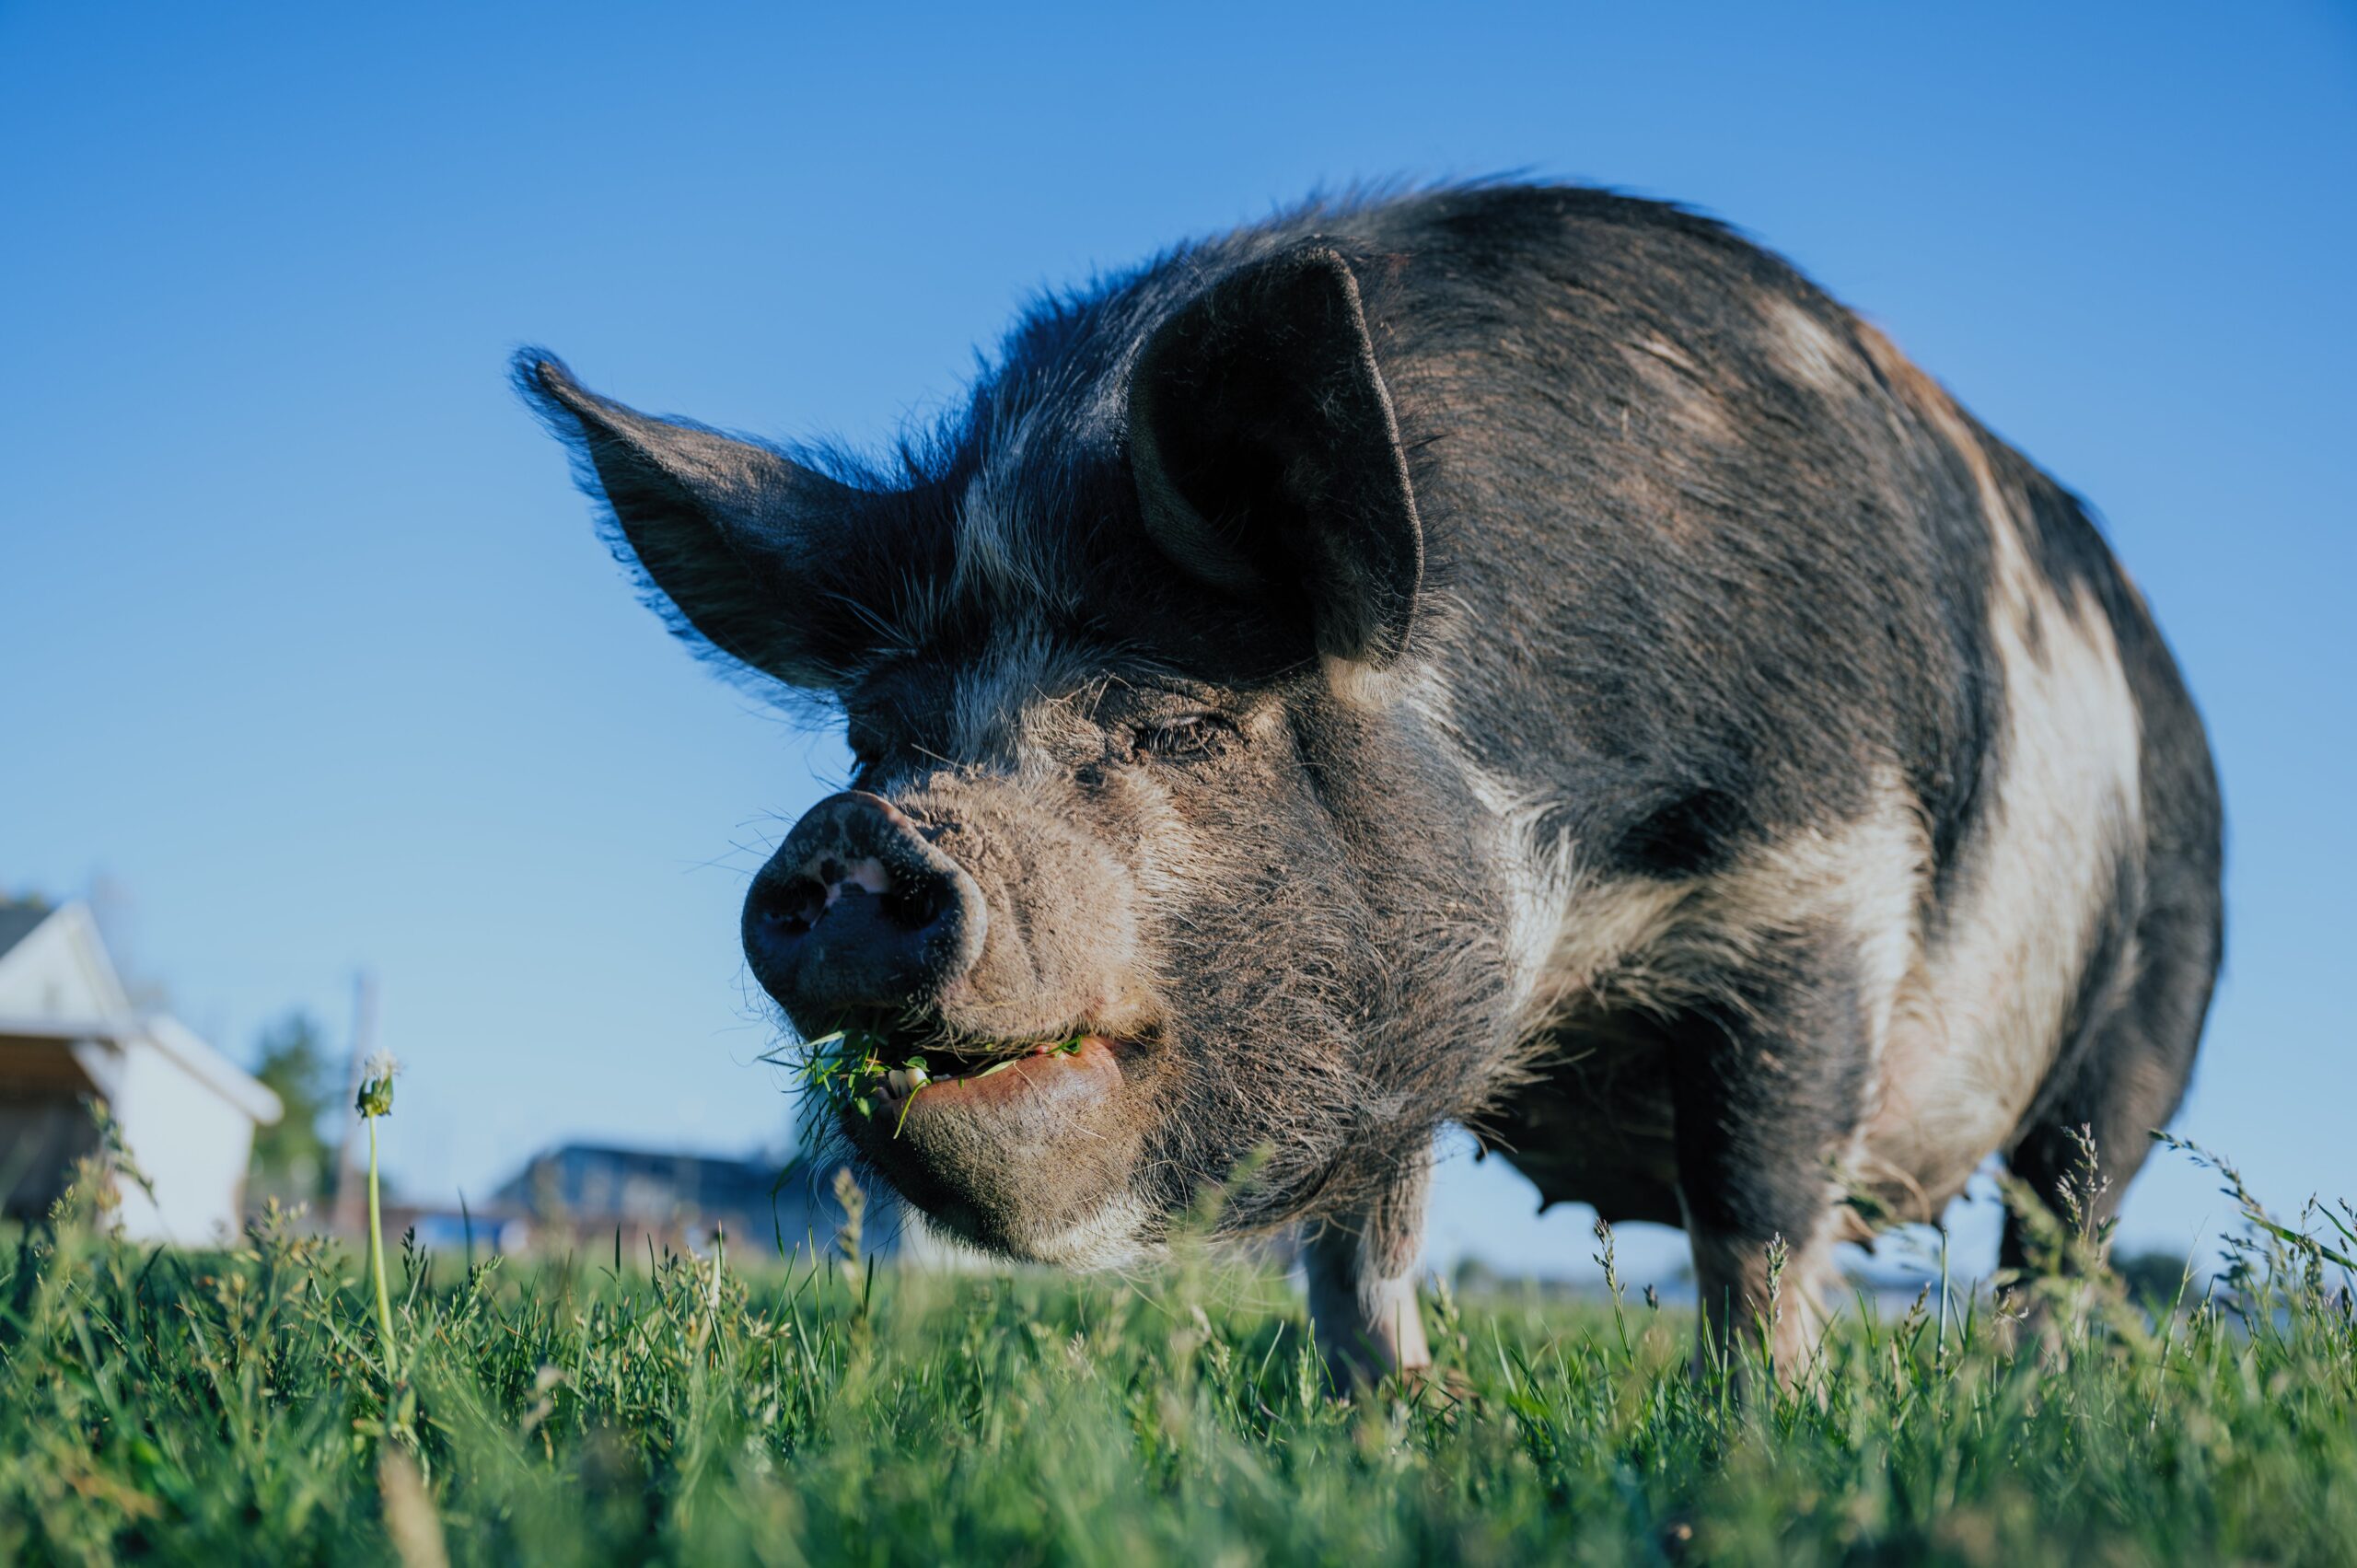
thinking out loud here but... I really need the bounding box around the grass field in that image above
[6,1142,2356,1566]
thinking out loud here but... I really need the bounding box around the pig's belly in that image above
[1483,1001,2013,1234]
[1481,1008,1687,1229]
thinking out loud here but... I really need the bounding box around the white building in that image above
[0,901,282,1244]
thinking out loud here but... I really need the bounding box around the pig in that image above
[519,182,2222,1385]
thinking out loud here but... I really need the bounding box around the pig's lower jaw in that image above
[840,1034,1156,1267]
[916,1187,1155,1272]
[993,1191,1155,1271]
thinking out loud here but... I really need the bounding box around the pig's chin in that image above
[838,1034,1161,1267]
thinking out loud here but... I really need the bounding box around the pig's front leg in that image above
[1670,935,1871,1384]
[1304,1156,1433,1390]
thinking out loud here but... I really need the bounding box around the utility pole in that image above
[329,969,377,1238]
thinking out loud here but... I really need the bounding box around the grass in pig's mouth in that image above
[764,1023,1089,1135]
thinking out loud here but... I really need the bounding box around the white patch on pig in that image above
[1762,295,1853,395]
[953,405,1063,615]
[1653,767,1926,1025]
[1619,333,1736,443]
[1025,1190,1151,1271]
[1860,400,2144,1209]
[946,621,1063,770]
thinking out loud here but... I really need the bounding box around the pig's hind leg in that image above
[2000,841,2220,1277]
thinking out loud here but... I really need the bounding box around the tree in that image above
[247,1012,339,1209]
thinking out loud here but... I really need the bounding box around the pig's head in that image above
[521,245,1507,1265]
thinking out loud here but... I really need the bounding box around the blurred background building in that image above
[0,899,282,1241]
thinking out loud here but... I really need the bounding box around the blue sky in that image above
[4,2,2351,1281]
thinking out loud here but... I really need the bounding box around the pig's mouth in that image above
[793,1018,1124,1129]
[874,1032,1119,1117]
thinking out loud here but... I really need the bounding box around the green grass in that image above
[6,1144,2357,1566]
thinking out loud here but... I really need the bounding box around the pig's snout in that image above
[744,791,987,1021]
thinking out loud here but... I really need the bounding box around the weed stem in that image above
[366,1114,397,1385]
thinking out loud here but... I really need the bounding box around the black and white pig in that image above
[521,183,2222,1384]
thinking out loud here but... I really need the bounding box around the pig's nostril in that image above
[761,877,827,937]
[881,879,949,933]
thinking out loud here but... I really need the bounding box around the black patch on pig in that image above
[1612,786,1747,880]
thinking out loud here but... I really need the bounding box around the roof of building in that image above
[0,900,278,1124]
[144,1015,283,1125]
[0,902,53,964]
[524,1141,776,1175]
[488,1141,891,1225]
[493,1142,784,1213]
[482,1140,900,1255]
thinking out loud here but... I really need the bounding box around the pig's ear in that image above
[1129,246,1423,668]
[517,352,864,689]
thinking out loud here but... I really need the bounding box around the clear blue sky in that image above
[5,2,2351,1280]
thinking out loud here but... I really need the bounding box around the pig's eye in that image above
[1133,714,1233,762]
